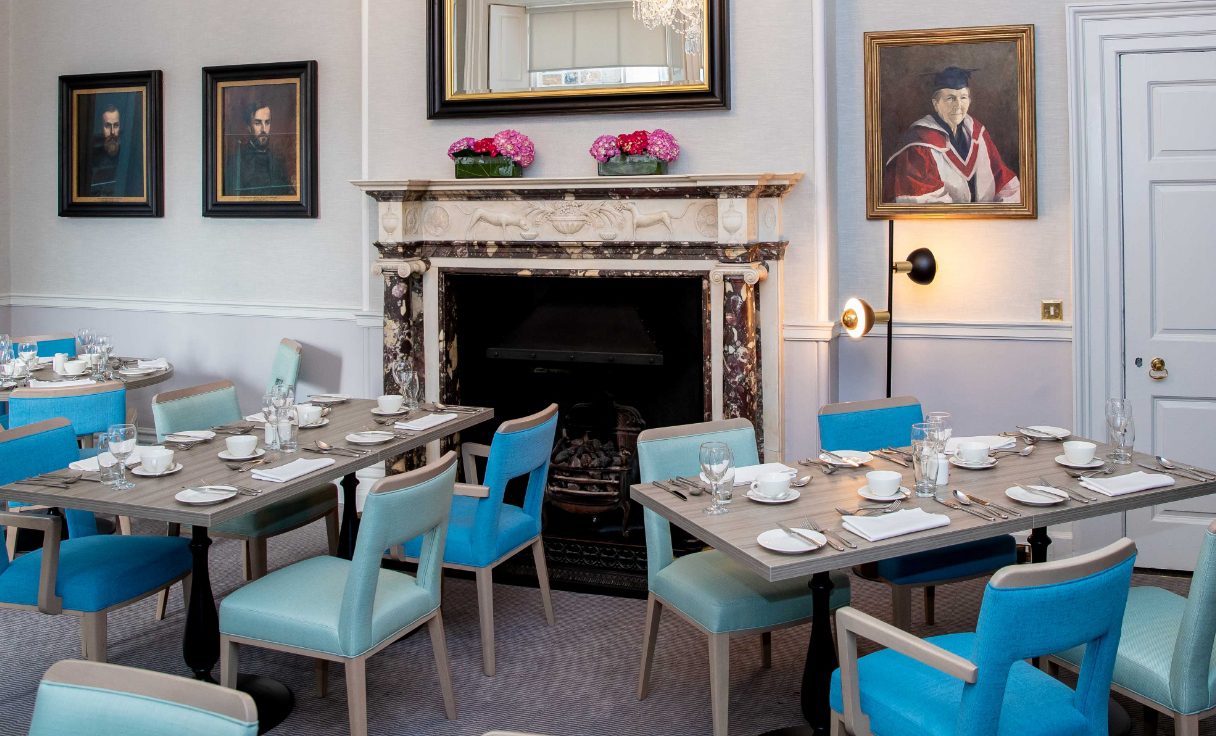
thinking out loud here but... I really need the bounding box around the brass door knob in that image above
[1150,357,1168,381]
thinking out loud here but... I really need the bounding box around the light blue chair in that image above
[151,380,338,584]
[819,396,1018,629]
[402,403,560,677]
[1051,521,1216,735]
[12,333,78,358]
[636,418,851,736]
[29,659,257,736]
[267,338,302,393]
[220,452,460,736]
[831,538,1137,736]
[0,418,192,662]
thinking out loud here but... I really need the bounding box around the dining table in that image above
[0,398,493,733]
[630,437,1216,735]
[0,356,175,402]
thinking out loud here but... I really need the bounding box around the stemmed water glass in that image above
[17,341,37,369]
[0,334,10,362]
[107,424,137,491]
[1105,398,1135,465]
[393,360,422,410]
[263,383,295,450]
[91,334,113,379]
[699,441,735,515]
[925,411,952,442]
[76,328,94,357]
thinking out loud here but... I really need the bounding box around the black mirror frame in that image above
[427,0,730,119]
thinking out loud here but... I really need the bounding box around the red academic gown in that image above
[883,115,1020,204]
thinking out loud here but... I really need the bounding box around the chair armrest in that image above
[454,483,490,498]
[0,511,64,615]
[461,442,491,485]
[835,606,977,736]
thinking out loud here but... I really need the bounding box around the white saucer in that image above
[55,370,90,378]
[1021,425,1071,440]
[298,418,330,429]
[345,431,396,445]
[756,528,826,554]
[745,489,801,504]
[857,485,911,502]
[176,486,238,505]
[370,407,408,416]
[1005,485,1067,506]
[310,394,351,405]
[218,448,266,461]
[819,450,874,466]
[1054,454,1104,469]
[950,456,998,470]
[131,463,183,477]
[118,367,160,376]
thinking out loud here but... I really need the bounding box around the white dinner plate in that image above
[745,489,801,504]
[1054,454,1105,469]
[298,418,330,429]
[55,370,90,378]
[819,450,874,466]
[756,528,826,554]
[175,486,238,505]
[131,463,184,477]
[345,431,396,445]
[1021,425,1071,440]
[857,485,911,502]
[118,367,160,376]
[310,394,351,405]
[1005,485,1067,506]
[950,456,998,470]
[217,448,266,461]
[370,407,409,416]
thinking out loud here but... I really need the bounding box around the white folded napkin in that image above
[731,463,797,486]
[945,435,1016,455]
[137,357,169,369]
[28,378,95,388]
[396,413,457,431]
[841,508,951,542]
[251,457,336,483]
[1080,471,1175,497]
[70,445,150,471]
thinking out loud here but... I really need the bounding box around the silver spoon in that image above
[316,440,368,456]
[1155,456,1216,481]
[954,489,1007,519]
[993,445,1035,458]
[799,458,838,475]
[790,474,813,488]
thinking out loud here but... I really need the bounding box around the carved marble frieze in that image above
[374,239,786,264]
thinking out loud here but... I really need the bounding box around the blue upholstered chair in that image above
[1051,521,1216,735]
[267,338,302,393]
[220,452,460,736]
[29,659,257,736]
[0,418,192,662]
[151,380,338,583]
[637,418,851,736]
[831,538,1137,736]
[12,333,78,358]
[819,396,1018,629]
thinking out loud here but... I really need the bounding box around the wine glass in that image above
[699,441,735,515]
[107,424,138,491]
[1105,398,1135,465]
[925,411,952,441]
[393,360,421,410]
[0,334,10,361]
[92,334,113,379]
[76,328,94,357]
[17,341,36,369]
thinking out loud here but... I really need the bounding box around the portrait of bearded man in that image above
[83,100,145,199]
[222,99,295,197]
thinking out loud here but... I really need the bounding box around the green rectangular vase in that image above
[454,155,522,178]
[597,154,668,176]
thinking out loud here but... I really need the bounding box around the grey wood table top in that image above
[0,400,493,528]
[0,358,175,402]
[631,442,1216,582]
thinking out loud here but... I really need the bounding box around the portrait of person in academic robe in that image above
[77,92,146,200]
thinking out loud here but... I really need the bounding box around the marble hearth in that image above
[355,173,801,460]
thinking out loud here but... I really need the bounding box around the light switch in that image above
[1041,300,1063,321]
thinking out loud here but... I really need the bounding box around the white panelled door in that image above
[488,4,528,93]
[1121,50,1216,570]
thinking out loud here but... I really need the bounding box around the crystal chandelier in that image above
[633,0,703,54]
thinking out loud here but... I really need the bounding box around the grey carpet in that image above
[0,519,1206,735]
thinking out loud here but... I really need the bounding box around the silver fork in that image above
[806,517,854,550]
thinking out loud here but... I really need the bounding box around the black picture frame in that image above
[203,60,317,218]
[427,0,730,118]
[58,70,164,217]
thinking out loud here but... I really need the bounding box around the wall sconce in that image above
[840,222,937,397]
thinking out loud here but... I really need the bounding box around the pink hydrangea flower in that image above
[589,135,620,162]
[647,129,680,162]
[447,137,476,160]
[493,129,536,167]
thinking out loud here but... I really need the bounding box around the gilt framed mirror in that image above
[428,0,729,118]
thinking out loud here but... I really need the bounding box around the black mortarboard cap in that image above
[931,66,976,91]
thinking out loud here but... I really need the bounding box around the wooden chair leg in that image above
[428,613,457,720]
[154,590,170,621]
[923,585,936,626]
[475,567,496,676]
[346,657,368,736]
[82,613,107,663]
[1176,713,1199,736]
[220,637,239,688]
[6,525,17,562]
[638,593,663,699]
[117,516,131,535]
[325,508,339,556]
[247,538,268,580]
[708,632,730,736]
[891,585,912,630]
[531,538,555,625]
[761,631,773,669]
[315,659,329,698]
[241,541,251,580]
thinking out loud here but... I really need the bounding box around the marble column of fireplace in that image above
[356,173,801,461]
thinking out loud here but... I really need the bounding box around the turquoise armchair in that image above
[831,538,1137,736]
[403,403,559,676]
[1052,521,1216,735]
[0,418,191,663]
[819,396,1017,629]
[267,338,302,393]
[636,418,851,736]
[220,452,460,736]
[12,333,78,358]
[29,659,257,736]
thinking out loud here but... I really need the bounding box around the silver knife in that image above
[873,449,909,467]
[822,450,862,467]
[776,522,823,550]
[1137,462,1206,482]
[935,497,997,521]
[969,495,1022,517]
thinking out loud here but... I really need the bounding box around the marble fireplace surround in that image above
[354,173,802,460]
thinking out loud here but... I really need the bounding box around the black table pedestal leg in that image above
[760,570,836,736]
[336,472,360,560]
[1029,525,1051,563]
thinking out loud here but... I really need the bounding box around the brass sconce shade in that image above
[840,297,890,339]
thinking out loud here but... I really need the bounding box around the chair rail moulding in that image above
[353,173,802,460]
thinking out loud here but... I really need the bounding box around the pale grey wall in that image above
[1,0,11,320]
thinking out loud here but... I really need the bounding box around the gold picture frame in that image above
[865,24,1036,219]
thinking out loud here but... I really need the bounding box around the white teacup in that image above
[61,359,88,375]
[750,471,792,500]
[141,447,175,474]
[1063,440,1097,465]
[377,394,405,413]
[956,440,990,465]
[296,403,323,426]
[866,470,903,497]
[52,353,69,373]
[225,435,258,458]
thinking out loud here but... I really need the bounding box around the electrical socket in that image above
[1041,299,1063,321]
